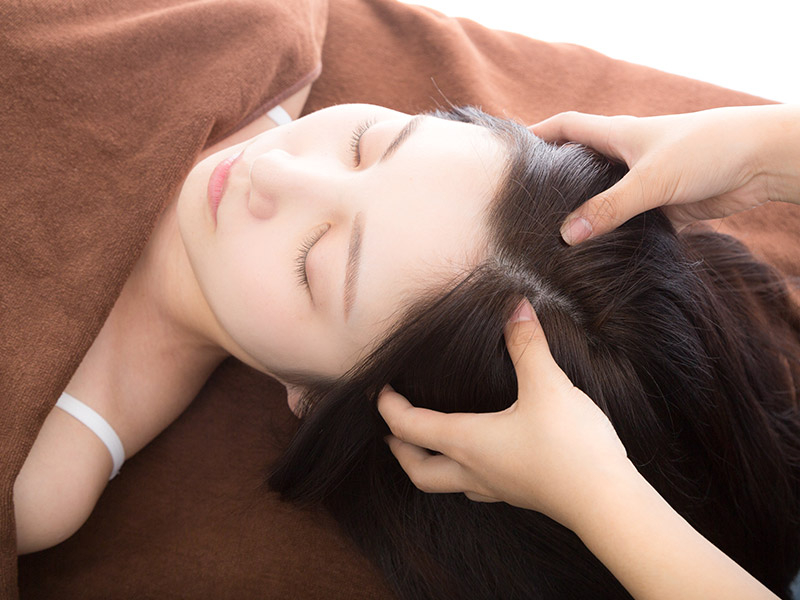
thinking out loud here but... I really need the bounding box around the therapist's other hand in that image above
[377,299,631,531]
[531,105,800,244]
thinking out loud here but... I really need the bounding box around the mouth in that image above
[207,149,244,226]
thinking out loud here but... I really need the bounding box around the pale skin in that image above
[13,89,506,553]
[15,100,799,592]
[379,105,800,600]
[12,85,314,555]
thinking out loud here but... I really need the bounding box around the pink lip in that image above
[207,149,244,225]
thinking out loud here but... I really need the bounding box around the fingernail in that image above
[561,216,592,245]
[510,299,534,323]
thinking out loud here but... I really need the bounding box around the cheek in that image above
[176,173,210,255]
[209,255,311,365]
[210,250,355,379]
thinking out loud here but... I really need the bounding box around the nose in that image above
[247,144,352,222]
[247,148,344,220]
[246,148,289,220]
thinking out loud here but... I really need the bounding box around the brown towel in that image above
[1,0,327,596]
[7,0,798,598]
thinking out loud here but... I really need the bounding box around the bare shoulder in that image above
[14,404,112,554]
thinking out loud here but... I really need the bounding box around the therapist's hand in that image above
[378,301,782,600]
[531,105,800,244]
[377,299,631,531]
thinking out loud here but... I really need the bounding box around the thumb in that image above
[560,167,661,244]
[505,299,556,396]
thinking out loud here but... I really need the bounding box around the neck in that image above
[65,197,232,457]
[125,197,231,361]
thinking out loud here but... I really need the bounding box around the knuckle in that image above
[590,193,618,226]
[509,320,537,345]
[391,408,421,443]
[392,419,410,442]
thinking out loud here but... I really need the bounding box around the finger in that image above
[378,386,460,454]
[385,435,472,494]
[560,167,664,244]
[530,111,629,160]
[505,299,559,396]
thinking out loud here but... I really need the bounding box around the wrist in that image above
[557,457,644,534]
[559,458,780,600]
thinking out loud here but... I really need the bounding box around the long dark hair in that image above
[270,108,800,599]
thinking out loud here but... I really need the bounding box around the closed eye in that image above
[349,118,376,167]
[294,224,330,292]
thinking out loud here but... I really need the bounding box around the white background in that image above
[400,0,799,104]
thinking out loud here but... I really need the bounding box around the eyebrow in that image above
[379,115,426,163]
[342,116,423,318]
[343,211,364,320]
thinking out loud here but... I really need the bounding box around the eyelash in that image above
[294,224,329,289]
[349,118,376,166]
[294,119,375,291]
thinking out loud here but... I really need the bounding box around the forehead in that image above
[343,115,506,360]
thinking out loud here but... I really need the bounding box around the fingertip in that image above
[528,117,550,134]
[529,110,595,140]
[383,433,416,463]
[505,299,540,348]
[528,113,563,139]
[560,215,593,245]
[378,384,405,403]
[377,385,409,420]
[504,299,553,375]
[562,188,623,244]
[509,298,535,324]
[383,435,434,474]
[382,434,409,465]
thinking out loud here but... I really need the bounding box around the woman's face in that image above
[178,104,505,394]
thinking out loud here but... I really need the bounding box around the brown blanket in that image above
[1,0,327,596]
[5,0,798,598]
